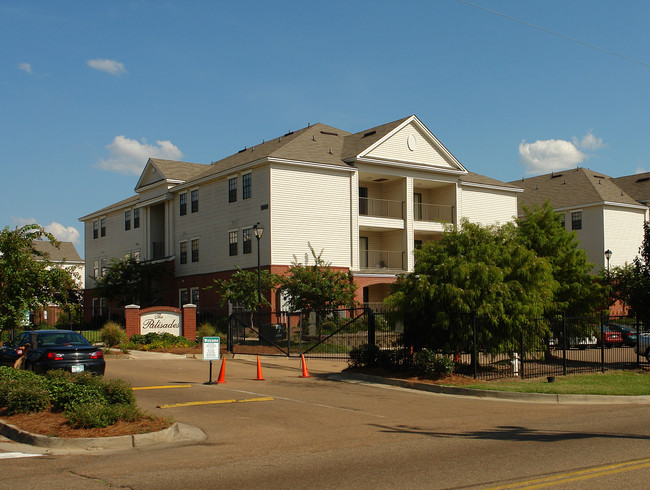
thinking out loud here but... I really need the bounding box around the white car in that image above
[635,332,650,362]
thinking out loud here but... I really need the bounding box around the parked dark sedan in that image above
[0,330,105,375]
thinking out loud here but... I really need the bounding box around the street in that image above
[1,353,649,489]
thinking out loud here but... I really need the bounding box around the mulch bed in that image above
[344,366,486,386]
[0,409,172,438]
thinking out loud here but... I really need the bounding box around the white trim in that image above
[354,157,467,175]
[352,273,399,279]
[460,181,524,193]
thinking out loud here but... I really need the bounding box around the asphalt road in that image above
[1,353,649,489]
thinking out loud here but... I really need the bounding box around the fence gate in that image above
[227,308,397,359]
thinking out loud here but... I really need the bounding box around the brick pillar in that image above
[182,304,197,342]
[125,304,141,339]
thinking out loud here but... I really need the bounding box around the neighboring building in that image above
[30,240,85,327]
[80,115,521,312]
[510,168,649,274]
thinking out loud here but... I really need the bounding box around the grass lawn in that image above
[460,370,650,396]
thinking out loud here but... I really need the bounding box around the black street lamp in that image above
[253,223,264,317]
[604,249,612,283]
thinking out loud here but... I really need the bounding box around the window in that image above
[243,173,252,199]
[180,192,187,216]
[571,211,582,230]
[191,239,199,262]
[228,177,237,203]
[243,228,252,254]
[190,287,200,306]
[133,208,140,228]
[100,218,106,237]
[133,249,141,262]
[179,241,188,264]
[100,257,107,277]
[229,231,238,256]
[179,289,188,308]
[191,189,199,213]
[125,210,131,231]
[414,240,423,249]
[93,220,99,239]
[93,259,99,278]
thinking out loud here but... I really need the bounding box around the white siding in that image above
[366,122,457,169]
[174,166,271,276]
[270,165,351,267]
[459,186,518,226]
[603,206,646,269]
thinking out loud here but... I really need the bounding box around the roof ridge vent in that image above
[238,147,247,154]
[363,130,377,138]
[636,177,650,183]
[284,131,293,136]
[320,131,338,136]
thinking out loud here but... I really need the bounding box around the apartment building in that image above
[511,168,649,273]
[80,115,521,310]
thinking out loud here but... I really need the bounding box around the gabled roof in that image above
[509,168,643,215]
[341,116,411,162]
[461,172,522,190]
[189,123,352,183]
[32,241,83,263]
[611,172,650,205]
[135,158,209,191]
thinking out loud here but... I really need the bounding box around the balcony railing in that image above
[414,203,454,223]
[360,197,404,219]
[360,249,405,271]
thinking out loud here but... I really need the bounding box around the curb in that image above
[0,421,206,452]
[331,372,650,404]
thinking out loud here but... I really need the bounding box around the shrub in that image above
[414,349,455,377]
[102,378,135,405]
[196,322,216,343]
[5,380,50,415]
[65,401,120,428]
[348,343,380,368]
[100,321,127,348]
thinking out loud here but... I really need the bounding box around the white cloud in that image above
[11,218,80,244]
[44,222,81,245]
[95,135,183,175]
[18,62,32,74]
[635,167,647,174]
[87,58,127,76]
[573,131,605,151]
[519,139,586,175]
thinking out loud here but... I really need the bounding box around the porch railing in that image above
[359,197,403,219]
[414,203,454,223]
[360,249,405,271]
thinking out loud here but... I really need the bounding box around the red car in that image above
[596,326,623,347]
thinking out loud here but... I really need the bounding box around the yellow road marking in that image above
[489,457,650,489]
[157,396,273,409]
[132,384,192,390]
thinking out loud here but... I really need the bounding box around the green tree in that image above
[0,224,81,333]
[93,257,171,307]
[279,243,358,313]
[209,266,280,311]
[386,221,554,354]
[611,221,650,324]
[516,201,606,315]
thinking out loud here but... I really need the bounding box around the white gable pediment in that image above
[361,117,466,172]
[135,159,165,191]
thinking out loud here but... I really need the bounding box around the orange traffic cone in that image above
[255,356,265,381]
[299,354,312,378]
[215,357,226,384]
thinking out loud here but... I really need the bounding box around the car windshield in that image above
[35,332,91,348]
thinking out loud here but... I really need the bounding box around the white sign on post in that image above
[202,337,220,361]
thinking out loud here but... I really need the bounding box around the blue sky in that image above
[2,0,649,257]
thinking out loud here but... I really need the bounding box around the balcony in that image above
[152,241,165,260]
[414,203,454,223]
[360,249,405,272]
[360,197,403,219]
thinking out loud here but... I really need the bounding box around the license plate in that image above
[71,365,84,373]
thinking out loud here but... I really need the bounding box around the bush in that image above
[348,343,380,368]
[5,380,50,415]
[100,321,127,348]
[414,349,455,377]
[196,322,216,343]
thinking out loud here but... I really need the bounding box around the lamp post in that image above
[253,223,264,328]
[604,249,612,284]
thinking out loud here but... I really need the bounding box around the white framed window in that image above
[179,241,188,264]
[571,211,582,230]
[242,173,252,199]
[179,288,189,308]
[93,259,99,278]
[190,287,200,306]
[191,189,199,213]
